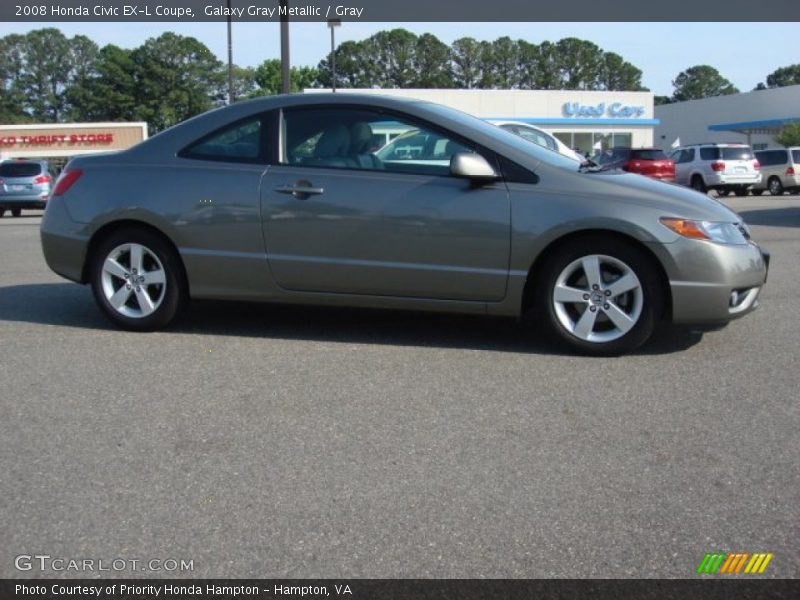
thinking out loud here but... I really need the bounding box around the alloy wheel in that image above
[552,254,643,343]
[100,243,167,318]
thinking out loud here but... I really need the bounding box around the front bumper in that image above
[650,238,769,324]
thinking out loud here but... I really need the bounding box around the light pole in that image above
[327,19,341,92]
[226,0,234,103]
[279,0,290,94]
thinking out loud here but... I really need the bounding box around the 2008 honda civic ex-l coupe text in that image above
[40,94,769,355]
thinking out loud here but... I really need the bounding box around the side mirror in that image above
[450,152,499,180]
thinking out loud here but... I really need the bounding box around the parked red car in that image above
[593,147,675,181]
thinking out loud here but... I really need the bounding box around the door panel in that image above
[260,165,510,301]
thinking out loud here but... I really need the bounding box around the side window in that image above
[281,107,479,177]
[679,149,694,164]
[181,117,263,163]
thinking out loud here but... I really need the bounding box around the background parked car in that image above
[752,147,800,196]
[490,121,584,162]
[0,159,53,217]
[669,143,760,196]
[592,147,675,181]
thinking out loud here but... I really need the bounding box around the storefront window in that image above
[613,133,632,147]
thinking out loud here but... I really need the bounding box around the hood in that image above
[544,165,742,223]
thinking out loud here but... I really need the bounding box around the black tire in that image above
[11,208,21,217]
[734,187,748,197]
[691,175,706,193]
[0,208,5,218]
[768,177,784,196]
[531,236,664,356]
[751,189,764,196]
[90,227,186,331]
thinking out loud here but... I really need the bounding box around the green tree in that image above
[19,28,75,121]
[672,65,739,102]
[450,37,483,89]
[371,29,417,87]
[68,44,138,121]
[0,33,28,122]
[488,37,519,89]
[414,33,453,88]
[251,59,319,96]
[131,32,224,132]
[599,52,644,91]
[776,123,800,147]
[765,64,800,88]
[556,38,603,90]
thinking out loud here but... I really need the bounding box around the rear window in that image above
[630,149,668,161]
[755,150,786,166]
[720,147,753,160]
[793,150,800,163]
[0,162,42,178]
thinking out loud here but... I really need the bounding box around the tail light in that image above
[753,161,760,170]
[52,169,83,197]
[711,161,725,172]
[787,167,795,175]
[34,174,52,184]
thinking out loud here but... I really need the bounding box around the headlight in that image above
[659,217,748,244]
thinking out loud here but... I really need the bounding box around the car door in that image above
[672,148,693,185]
[259,106,511,302]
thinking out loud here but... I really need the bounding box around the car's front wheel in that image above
[90,228,186,331]
[11,208,21,217]
[534,238,663,355]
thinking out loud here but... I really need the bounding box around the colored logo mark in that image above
[696,552,773,574]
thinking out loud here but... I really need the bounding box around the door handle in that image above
[274,181,324,199]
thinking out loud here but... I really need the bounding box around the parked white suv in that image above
[669,143,761,196]
[752,147,800,196]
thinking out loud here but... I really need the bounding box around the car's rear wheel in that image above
[533,238,663,356]
[11,208,21,217]
[0,208,5,218]
[768,177,784,196]
[691,175,706,193]
[90,228,186,331]
[734,187,748,196]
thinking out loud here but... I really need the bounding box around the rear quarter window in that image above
[699,147,720,160]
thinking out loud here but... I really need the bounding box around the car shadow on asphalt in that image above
[738,207,800,228]
[0,283,704,357]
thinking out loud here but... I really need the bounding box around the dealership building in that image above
[0,122,148,171]
[307,88,657,155]
[655,85,800,150]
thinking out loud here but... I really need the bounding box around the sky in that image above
[1,21,798,95]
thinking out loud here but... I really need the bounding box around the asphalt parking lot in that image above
[1,195,798,579]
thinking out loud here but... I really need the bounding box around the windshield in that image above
[419,102,581,170]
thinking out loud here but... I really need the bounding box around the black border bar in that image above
[3,0,800,22]
[3,579,800,600]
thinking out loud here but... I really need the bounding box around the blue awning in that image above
[708,117,800,132]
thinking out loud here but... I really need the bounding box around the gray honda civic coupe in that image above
[40,93,769,355]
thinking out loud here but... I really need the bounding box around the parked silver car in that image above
[752,147,800,196]
[40,94,769,355]
[0,159,53,217]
